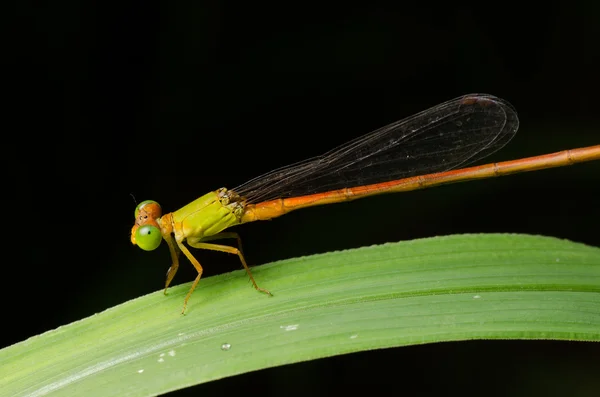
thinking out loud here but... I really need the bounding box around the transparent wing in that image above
[234,93,519,203]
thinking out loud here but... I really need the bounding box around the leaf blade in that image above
[2,234,600,397]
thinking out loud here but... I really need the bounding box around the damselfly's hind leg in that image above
[187,232,272,296]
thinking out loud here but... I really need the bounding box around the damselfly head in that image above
[131,200,163,251]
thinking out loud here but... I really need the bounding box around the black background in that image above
[5,2,600,396]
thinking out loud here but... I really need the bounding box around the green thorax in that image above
[172,188,245,241]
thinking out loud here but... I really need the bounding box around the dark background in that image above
[5,2,600,396]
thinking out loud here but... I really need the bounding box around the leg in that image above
[193,231,245,255]
[175,241,205,314]
[163,233,181,295]
[186,238,272,297]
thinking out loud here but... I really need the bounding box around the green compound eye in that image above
[134,200,161,219]
[135,225,162,251]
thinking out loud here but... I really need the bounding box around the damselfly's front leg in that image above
[187,232,272,296]
[163,232,181,294]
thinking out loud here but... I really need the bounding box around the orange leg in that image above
[175,241,205,314]
[178,232,271,314]
[163,233,181,294]
[189,232,270,284]
[199,232,245,254]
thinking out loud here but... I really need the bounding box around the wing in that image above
[234,94,519,203]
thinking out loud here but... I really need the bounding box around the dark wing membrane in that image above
[235,93,519,203]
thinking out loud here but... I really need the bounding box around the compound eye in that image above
[134,200,162,220]
[135,225,162,251]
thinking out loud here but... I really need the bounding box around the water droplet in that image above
[473,295,481,299]
[159,353,165,357]
[221,343,232,351]
[137,369,144,374]
[158,358,164,363]
[350,334,358,339]
[168,350,176,357]
[279,324,299,331]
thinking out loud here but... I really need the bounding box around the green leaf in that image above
[2,234,600,397]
